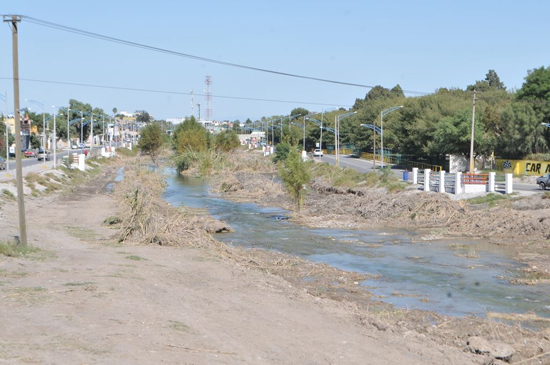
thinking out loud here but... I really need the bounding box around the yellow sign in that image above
[496,159,550,176]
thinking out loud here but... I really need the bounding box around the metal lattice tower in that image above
[205,75,213,121]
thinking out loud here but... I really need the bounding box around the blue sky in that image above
[1,0,549,121]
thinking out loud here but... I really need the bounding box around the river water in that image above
[162,169,550,320]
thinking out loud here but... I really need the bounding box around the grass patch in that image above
[103,215,122,226]
[169,320,190,332]
[63,281,95,287]
[65,226,97,241]
[0,240,41,258]
[467,193,508,206]
[310,163,406,192]
[116,147,137,157]
[2,189,15,200]
[126,255,146,261]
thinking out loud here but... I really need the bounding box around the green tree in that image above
[467,70,506,92]
[496,102,544,158]
[290,107,310,117]
[214,130,240,152]
[138,123,163,162]
[136,110,152,124]
[173,116,209,153]
[279,148,310,213]
[232,120,241,132]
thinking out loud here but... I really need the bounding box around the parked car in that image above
[313,149,324,157]
[536,174,550,190]
[24,150,36,158]
[78,143,86,149]
[0,156,5,170]
[37,149,50,161]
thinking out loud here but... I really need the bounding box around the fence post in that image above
[455,172,462,195]
[424,169,430,192]
[439,170,445,193]
[488,172,496,193]
[412,167,418,184]
[505,173,513,194]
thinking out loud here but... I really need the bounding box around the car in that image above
[37,149,50,161]
[313,149,324,157]
[78,143,86,149]
[536,173,550,190]
[0,156,5,170]
[24,150,36,158]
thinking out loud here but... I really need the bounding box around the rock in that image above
[467,336,515,362]
[204,219,234,233]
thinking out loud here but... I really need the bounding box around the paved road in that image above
[317,154,405,178]
[317,154,540,194]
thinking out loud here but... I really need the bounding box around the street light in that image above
[0,93,8,170]
[51,105,58,168]
[380,106,403,168]
[25,99,45,150]
[320,107,338,151]
[334,111,356,166]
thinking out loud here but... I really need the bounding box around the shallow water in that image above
[162,170,550,319]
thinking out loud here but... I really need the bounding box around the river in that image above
[162,169,550,320]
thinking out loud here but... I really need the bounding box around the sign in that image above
[496,159,550,176]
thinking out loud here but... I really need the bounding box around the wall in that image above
[448,155,493,173]
[496,159,550,176]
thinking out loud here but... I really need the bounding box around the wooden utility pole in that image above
[469,90,477,173]
[4,15,27,246]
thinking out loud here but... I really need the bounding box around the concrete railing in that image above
[412,168,513,194]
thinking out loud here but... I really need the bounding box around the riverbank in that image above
[210,150,550,286]
[0,155,548,364]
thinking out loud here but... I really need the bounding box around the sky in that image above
[1,0,549,122]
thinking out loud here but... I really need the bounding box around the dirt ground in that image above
[0,157,548,364]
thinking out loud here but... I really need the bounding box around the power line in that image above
[0,76,352,107]
[16,15,430,96]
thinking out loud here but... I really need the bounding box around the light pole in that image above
[51,106,57,168]
[80,111,84,144]
[67,108,71,154]
[334,111,356,167]
[0,92,8,170]
[380,106,403,168]
[102,115,105,146]
[26,99,46,151]
[320,107,337,150]
[303,115,306,151]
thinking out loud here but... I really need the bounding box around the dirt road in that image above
[0,161,496,364]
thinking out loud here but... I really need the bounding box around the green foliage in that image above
[174,151,199,173]
[135,110,152,124]
[279,149,310,213]
[291,107,310,117]
[117,147,137,157]
[0,240,40,258]
[272,142,291,163]
[214,130,240,152]
[138,123,163,162]
[467,70,506,92]
[517,66,550,125]
[173,116,209,153]
[467,193,508,206]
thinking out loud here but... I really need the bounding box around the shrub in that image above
[272,142,291,164]
[138,123,163,162]
[279,149,310,213]
[214,130,240,152]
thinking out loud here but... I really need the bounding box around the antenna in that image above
[190,90,194,117]
[205,75,213,120]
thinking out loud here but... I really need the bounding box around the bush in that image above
[138,123,163,162]
[173,117,209,153]
[279,149,310,213]
[214,130,240,152]
[174,151,199,173]
[272,142,291,164]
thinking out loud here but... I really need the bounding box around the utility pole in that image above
[4,15,27,246]
[334,115,338,166]
[373,122,376,170]
[469,90,477,173]
[303,116,306,151]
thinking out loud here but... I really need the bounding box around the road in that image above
[317,154,405,178]
[317,154,539,194]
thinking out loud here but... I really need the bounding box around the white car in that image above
[313,149,323,157]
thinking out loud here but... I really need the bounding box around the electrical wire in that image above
[0,77,352,107]
[20,15,430,96]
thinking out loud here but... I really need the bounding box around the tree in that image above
[467,70,506,92]
[173,116,209,153]
[279,148,310,213]
[496,102,544,158]
[136,110,152,124]
[232,120,241,132]
[138,123,163,162]
[112,107,118,115]
[517,66,550,124]
[290,107,310,117]
[214,130,240,152]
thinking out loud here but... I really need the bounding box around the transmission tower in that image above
[205,75,213,121]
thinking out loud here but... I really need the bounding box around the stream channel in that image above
[161,168,550,320]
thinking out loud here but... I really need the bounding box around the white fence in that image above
[410,168,513,194]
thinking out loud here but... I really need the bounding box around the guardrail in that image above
[461,173,488,185]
